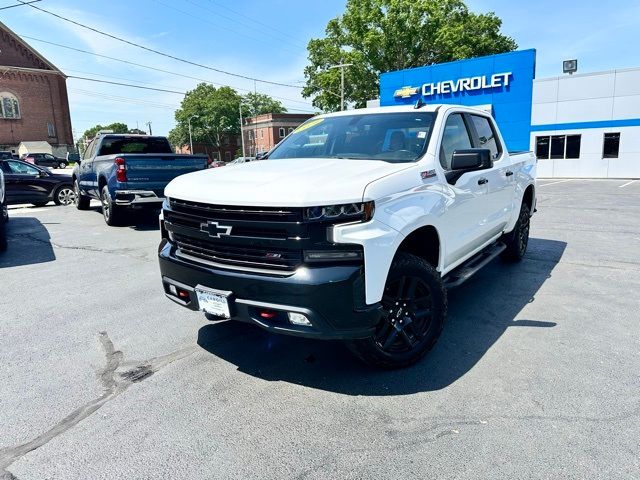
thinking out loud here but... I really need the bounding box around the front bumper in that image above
[158,240,381,340]
[115,190,164,206]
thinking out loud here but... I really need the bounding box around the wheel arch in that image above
[522,183,535,212]
[98,175,108,193]
[395,224,442,271]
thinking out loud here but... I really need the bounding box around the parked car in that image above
[72,134,209,226]
[0,168,7,252]
[158,104,537,368]
[0,159,76,207]
[1,151,18,160]
[23,152,68,169]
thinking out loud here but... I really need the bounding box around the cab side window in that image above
[470,115,501,159]
[83,140,96,161]
[439,113,473,171]
[7,161,39,175]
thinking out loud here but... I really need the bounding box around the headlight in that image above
[305,201,375,223]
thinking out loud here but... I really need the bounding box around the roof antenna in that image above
[414,98,425,109]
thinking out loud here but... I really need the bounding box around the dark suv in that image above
[0,169,7,252]
[23,153,68,169]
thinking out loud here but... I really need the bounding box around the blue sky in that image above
[2,0,639,139]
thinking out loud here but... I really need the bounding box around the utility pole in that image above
[145,121,152,135]
[188,115,198,154]
[329,63,353,111]
[239,102,246,158]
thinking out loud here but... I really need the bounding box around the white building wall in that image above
[531,67,640,178]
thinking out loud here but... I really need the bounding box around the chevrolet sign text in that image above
[421,72,512,97]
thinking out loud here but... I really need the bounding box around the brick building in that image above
[175,133,241,163]
[242,113,314,156]
[0,21,73,157]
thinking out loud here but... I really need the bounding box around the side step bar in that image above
[442,242,506,289]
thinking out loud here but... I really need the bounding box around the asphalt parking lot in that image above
[1,179,638,479]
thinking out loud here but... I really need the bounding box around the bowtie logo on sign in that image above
[394,72,513,99]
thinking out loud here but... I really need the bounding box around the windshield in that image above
[98,137,173,156]
[268,112,436,163]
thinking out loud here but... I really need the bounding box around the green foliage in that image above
[82,122,128,139]
[168,84,287,149]
[302,0,518,111]
[243,92,287,117]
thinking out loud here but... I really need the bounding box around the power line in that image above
[153,0,305,54]
[205,0,308,45]
[16,0,305,89]
[67,77,315,113]
[182,0,307,50]
[20,34,313,107]
[68,76,185,94]
[0,0,40,10]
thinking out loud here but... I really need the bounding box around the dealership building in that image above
[375,49,640,178]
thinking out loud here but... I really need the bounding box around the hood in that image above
[164,158,412,207]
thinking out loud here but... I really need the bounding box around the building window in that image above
[260,130,264,139]
[0,92,20,119]
[225,151,231,162]
[47,122,56,137]
[550,135,565,159]
[536,135,581,160]
[288,127,294,134]
[565,135,581,159]
[279,127,286,138]
[603,133,620,158]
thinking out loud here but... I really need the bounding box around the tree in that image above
[82,122,128,139]
[242,92,287,117]
[302,0,517,111]
[168,84,286,155]
[169,84,241,156]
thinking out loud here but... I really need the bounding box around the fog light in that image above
[288,312,311,326]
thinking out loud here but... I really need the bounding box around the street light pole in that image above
[239,102,246,158]
[188,115,198,154]
[329,63,353,111]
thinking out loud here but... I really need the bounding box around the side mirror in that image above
[255,152,267,160]
[451,149,492,171]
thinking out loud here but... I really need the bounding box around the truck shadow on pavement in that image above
[0,217,56,268]
[90,207,160,231]
[197,238,567,395]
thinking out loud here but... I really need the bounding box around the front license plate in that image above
[195,287,231,318]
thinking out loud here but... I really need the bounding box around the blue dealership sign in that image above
[379,49,536,151]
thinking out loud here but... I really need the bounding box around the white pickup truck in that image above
[158,104,536,368]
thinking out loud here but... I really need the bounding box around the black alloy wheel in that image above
[346,252,447,368]
[501,202,530,262]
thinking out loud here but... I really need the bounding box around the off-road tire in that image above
[74,179,90,210]
[346,252,447,369]
[501,202,531,262]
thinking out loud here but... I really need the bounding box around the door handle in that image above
[505,170,514,177]
[477,178,488,185]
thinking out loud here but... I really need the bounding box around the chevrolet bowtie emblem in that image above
[200,221,232,239]
[393,86,419,98]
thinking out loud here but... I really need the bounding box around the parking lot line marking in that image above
[538,179,574,187]
[618,180,637,188]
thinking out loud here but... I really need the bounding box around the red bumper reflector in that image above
[259,310,278,319]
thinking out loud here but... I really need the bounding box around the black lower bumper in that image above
[158,240,381,340]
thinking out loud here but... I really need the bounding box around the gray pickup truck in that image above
[72,135,208,225]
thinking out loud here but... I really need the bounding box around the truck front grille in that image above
[173,233,302,272]
[165,198,307,273]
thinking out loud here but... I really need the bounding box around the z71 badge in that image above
[421,169,436,179]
